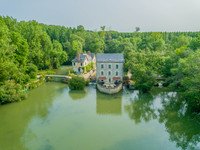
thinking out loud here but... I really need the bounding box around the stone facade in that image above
[72,51,96,73]
[96,62,123,83]
[96,53,124,83]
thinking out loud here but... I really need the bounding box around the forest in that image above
[0,16,200,114]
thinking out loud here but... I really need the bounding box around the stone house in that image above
[96,53,124,83]
[72,51,96,73]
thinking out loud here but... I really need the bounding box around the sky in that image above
[0,0,200,32]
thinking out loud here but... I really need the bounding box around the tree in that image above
[101,26,106,31]
[105,39,120,53]
[135,27,140,32]
[189,36,200,50]
[10,31,29,66]
[68,76,86,90]
[0,81,26,104]
[88,32,105,53]
[168,50,200,112]
[126,51,157,92]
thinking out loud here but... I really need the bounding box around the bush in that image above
[29,82,37,89]
[85,79,90,86]
[28,74,46,89]
[68,76,86,90]
[0,81,26,104]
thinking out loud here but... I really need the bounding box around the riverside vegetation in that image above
[0,16,200,114]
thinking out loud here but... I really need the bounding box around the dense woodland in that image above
[0,16,200,114]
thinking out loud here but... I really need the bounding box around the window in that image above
[74,63,75,66]
[116,71,118,76]
[101,64,104,68]
[101,71,104,75]
[116,64,118,69]
[108,71,111,75]
[109,64,111,69]
[81,63,83,66]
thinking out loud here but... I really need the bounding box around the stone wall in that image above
[80,70,96,80]
[96,62,123,83]
[97,83,123,94]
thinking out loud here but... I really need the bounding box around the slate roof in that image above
[96,53,124,63]
[72,53,95,62]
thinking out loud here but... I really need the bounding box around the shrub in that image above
[68,76,86,90]
[85,79,90,86]
[0,81,26,104]
[29,82,37,89]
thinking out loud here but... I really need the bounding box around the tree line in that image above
[0,16,68,103]
[1,16,200,114]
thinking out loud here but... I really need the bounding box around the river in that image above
[0,82,200,150]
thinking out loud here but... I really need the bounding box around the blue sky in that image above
[1,0,200,32]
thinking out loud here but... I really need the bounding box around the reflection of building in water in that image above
[96,91,122,115]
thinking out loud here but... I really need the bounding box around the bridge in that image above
[37,75,71,79]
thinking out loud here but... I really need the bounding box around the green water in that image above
[0,83,200,150]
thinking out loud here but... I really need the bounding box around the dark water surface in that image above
[0,83,200,150]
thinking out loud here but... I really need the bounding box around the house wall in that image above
[72,54,96,73]
[96,62,124,83]
[72,59,93,73]
[72,62,80,72]
[92,57,96,63]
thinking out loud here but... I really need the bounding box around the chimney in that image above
[87,51,91,56]
[77,53,80,61]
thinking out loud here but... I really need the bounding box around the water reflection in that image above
[96,91,122,115]
[0,83,65,150]
[0,83,200,150]
[68,88,88,100]
[158,93,200,150]
[125,90,200,150]
[125,92,157,124]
